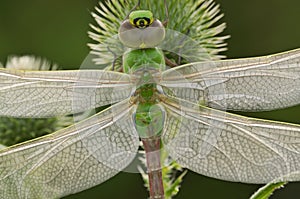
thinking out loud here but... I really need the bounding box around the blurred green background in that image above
[0,0,300,198]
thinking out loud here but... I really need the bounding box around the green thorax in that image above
[122,48,165,73]
[125,47,165,139]
[121,32,165,139]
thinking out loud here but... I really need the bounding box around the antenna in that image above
[125,0,141,19]
[163,0,169,26]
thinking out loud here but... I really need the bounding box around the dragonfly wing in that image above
[0,99,139,198]
[161,48,300,111]
[0,69,134,117]
[161,96,300,183]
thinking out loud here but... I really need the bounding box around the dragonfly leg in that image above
[125,0,141,19]
[164,56,178,67]
[106,46,118,71]
[164,28,191,67]
[177,29,190,64]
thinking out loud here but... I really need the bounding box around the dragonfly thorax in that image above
[122,48,165,73]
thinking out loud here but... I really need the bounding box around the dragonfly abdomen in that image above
[133,83,165,199]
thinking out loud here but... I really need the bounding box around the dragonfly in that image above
[1,1,300,199]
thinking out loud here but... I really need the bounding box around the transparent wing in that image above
[161,96,300,183]
[0,68,134,117]
[0,100,139,199]
[161,48,300,111]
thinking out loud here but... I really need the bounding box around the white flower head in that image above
[5,55,58,71]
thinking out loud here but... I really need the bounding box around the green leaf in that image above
[250,182,287,199]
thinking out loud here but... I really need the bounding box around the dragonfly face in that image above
[119,10,165,48]
[129,10,154,28]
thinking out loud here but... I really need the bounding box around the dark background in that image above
[0,0,300,198]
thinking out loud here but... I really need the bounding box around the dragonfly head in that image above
[119,10,165,48]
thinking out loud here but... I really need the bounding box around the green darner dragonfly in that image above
[1,0,300,199]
